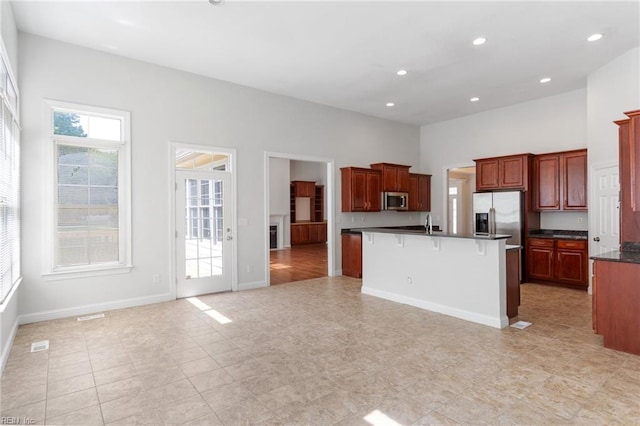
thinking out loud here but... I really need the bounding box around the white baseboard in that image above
[1,315,19,374]
[19,292,174,325]
[335,269,343,276]
[238,281,267,291]
[361,286,508,329]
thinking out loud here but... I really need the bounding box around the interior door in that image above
[176,170,232,298]
[592,165,620,256]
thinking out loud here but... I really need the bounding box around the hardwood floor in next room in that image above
[269,243,327,285]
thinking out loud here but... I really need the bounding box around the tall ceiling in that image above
[11,1,640,126]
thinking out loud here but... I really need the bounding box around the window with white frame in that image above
[0,48,20,305]
[46,101,131,276]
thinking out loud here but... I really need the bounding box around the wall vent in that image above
[77,313,105,322]
[30,340,49,353]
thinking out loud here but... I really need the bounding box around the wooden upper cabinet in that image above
[341,167,381,212]
[292,181,315,197]
[533,149,587,211]
[474,154,532,191]
[616,111,640,242]
[476,159,500,191]
[370,163,411,192]
[627,110,640,212]
[533,154,561,210]
[408,173,431,211]
[563,150,588,210]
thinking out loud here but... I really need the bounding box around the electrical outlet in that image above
[578,217,584,224]
[246,265,253,272]
[152,274,160,284]
[407,276,413,285]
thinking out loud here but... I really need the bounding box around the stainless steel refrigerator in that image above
[472,191,524,247]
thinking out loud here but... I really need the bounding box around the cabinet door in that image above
[534,154,561,210]
[381,167,398,192]
[556,249,587,285]
[555,240,587,286]
[397,168,410,192]
[527,240,554,280]
[418,175,431,211]
[366,171,382,211]
[291,225,301,245]
[350,169,367,212]
[563,150,587,210]
[500,156,525,188]
[299,224,310,244]
[408,174,419,211]
[318,223,327,243]
[476,159,500,191]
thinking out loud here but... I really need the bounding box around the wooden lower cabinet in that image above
[291,222,326,245]
[527,238,588,288]
[527,239,555,281]
[341,233,362,278]
[593,260,640,355]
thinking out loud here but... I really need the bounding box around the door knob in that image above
[593,237,600,242]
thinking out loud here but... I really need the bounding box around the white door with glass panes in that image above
[176,170,232,297]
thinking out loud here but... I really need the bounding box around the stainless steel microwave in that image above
[382,192,409,211]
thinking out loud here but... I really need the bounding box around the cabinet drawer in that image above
[529,238,554,248]
[557,240,587,250]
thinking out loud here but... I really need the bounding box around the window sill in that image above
[0,277,22,313]
[43,264,133,281]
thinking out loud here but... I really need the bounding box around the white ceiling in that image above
[11,1,640,126]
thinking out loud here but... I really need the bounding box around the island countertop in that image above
[356,228,511,240]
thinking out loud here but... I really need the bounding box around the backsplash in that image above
[540,211,588,231]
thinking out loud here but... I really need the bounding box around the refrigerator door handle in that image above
[488,207,496,235]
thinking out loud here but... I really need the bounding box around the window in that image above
[0,49,20,305]
[45,101,131,278]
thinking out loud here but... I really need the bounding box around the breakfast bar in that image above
[359,229,515,329]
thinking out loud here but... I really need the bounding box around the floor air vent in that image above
[77,313,105,322]
[30,340,49,353]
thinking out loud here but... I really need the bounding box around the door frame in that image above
[264,152,336,286]
[443,162,476,233]
[169,142,238,299]
[588,160,619,294]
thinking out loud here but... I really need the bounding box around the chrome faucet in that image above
[425,213,433,234]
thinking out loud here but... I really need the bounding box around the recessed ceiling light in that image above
[472,37,487,46]
[386,102,395,107]
[587,33,603,42]
[396,69,408,76]
[470,97,480,102]
[540,77,551,83]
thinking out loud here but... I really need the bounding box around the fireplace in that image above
[269,225,277,249]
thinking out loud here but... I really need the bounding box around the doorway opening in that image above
[265,154,334,285]
[447,166,476,234]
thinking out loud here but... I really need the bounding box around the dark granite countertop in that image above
[342,225,440,235]
[529,229,588,240]
[591,250,640,264]
[356,228,511,240]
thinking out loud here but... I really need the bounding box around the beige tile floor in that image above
[1,278,640,425]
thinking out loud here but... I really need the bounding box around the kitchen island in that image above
[359,229,515,329]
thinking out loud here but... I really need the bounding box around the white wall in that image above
[291,160,325,185]
[587,47,640,167]
[268,157,290,246]
[420,89,587,227]
[540,212,588,231]
[18,33,420,321]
